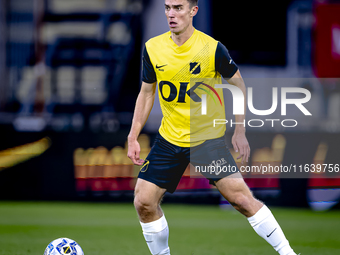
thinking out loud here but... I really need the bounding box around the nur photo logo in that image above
[192,78,313,129]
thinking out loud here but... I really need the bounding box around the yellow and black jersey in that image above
[142,29,238,147]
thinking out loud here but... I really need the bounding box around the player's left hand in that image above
[231,132,250,164]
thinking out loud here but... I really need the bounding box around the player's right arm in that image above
[127,81,157,165]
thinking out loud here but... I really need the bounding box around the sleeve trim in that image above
[215,42,238,79]
[142,46,157,84]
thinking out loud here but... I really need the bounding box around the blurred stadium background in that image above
[0,1,340,253]
[1,0,340,207]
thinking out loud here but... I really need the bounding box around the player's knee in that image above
[134,195,157,217]
[229,193,252,212]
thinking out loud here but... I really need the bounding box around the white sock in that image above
[140,215,170,255]
[247,205,296,255]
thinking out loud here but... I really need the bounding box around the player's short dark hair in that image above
[187,0,198,7]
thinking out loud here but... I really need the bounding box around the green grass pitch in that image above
[0,201,339,255]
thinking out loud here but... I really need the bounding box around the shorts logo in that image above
[190,62,201,75]
[210,158,228,176]
[209,158,227,168]
[140,160,150,172]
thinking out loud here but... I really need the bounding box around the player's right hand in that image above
[127,139,145,166]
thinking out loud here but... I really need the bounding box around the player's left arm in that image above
[215,42,250,163]
[227,70,250,164]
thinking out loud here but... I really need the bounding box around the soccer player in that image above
[127,0,298,254]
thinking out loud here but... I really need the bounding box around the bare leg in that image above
[134,178,170,255]
[216,172,297,255]
[215,172,263,217]
[134,178,166,223]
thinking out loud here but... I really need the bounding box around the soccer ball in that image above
[44,238,84,255]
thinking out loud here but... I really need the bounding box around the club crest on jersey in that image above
[190,62,201,75]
